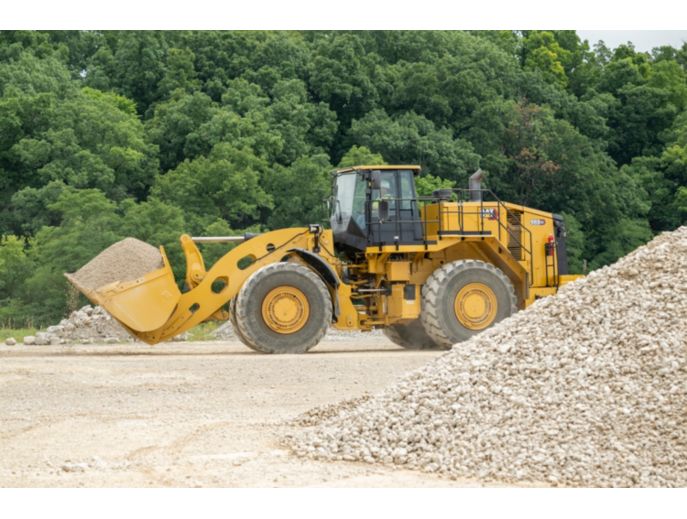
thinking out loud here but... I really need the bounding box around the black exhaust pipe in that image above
[469,169,484,202]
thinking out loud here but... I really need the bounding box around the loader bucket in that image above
[65,240,181,334]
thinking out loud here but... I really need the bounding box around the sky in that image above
[576,30,687,52]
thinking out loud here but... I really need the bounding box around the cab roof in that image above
[334,165,422,175]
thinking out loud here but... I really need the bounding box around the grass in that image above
[0,321,222,344]
[0,327,37,342]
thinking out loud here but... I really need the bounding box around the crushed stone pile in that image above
[287,227,687,487]
[67,237,163,292]
[23,304,189,345]
[25,305,135,345]
[291,395,372,427]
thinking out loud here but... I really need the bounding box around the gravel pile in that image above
[23,305,134,345]
[66,237,163,292]
[22,304,190,345]
[291,394,372,427]
[287,226,687,487]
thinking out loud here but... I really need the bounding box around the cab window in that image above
[370,171,397,218]
[398,169,416,210]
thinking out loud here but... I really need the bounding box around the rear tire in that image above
[234,262,332,354]
[421,260,517,348]
[383,320,447,350]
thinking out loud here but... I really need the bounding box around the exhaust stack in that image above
[469,169,484,202]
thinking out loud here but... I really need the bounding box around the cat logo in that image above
[481,208,498,220]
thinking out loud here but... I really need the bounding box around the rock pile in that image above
[24,305,134,345]
[291,394,372,427]
[22,304,190,345]
[287,227,687,487]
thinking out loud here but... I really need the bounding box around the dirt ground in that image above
[0,336,493,487]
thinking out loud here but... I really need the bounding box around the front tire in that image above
[228,297,256,350]
[420,260,517,348]
[234,262,332,353]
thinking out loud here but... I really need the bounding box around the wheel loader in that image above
[66,165,581,352]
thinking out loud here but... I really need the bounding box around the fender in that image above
[285,248,341,320]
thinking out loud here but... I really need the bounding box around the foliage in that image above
[0,235,34,323]
[348,109,480,180]
[264,154,333,229]
[337,145,385,168]
[152,142,273,232]
[415,174,456,197]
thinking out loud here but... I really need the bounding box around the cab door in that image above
[367,169,423,246]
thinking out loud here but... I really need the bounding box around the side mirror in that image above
[370,171,382,190]
[378,199,389,221]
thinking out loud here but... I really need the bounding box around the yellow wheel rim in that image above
[453,282,498,331]
[261,286,310,334]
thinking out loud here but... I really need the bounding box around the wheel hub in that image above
[453,282,497,330]
[261,286,310,334]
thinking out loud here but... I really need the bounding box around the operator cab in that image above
[330,165,424,251]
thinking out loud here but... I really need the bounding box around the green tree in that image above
[337,145,385,168]
[8,87,157,200]
[264,79,338,164]
[157,47,200,97]
[85,31,169,114]
[264,154,333,229]
[557,211,584,273]
[0,51,157,233]
[7,180,67,235]
[307,32,379,128]
[145,90,218,171]
[0,235,33,324]
[676,186,687,220]
[608,84,678,164]
[415,174,455,197]
[522,31,571,89]
[348,109,480,181]
[152,143,273,232]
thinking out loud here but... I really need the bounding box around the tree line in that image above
[1,30,686,325]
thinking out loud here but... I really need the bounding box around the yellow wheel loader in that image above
[66,166,581,352]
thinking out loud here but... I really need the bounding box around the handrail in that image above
[363,189,542,287]
[452,188,535,282]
